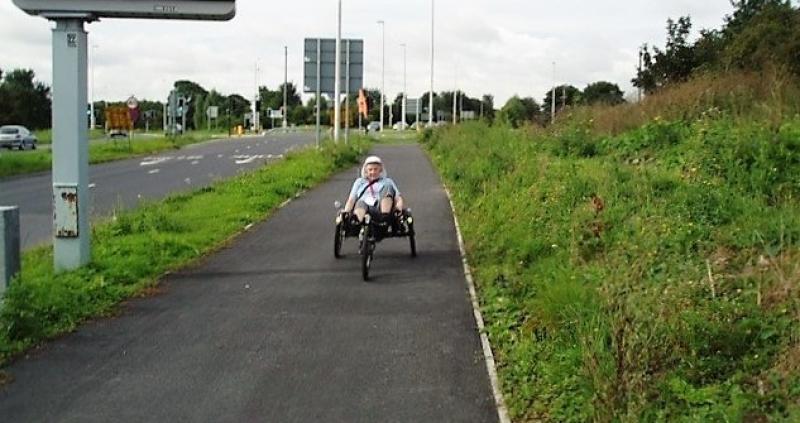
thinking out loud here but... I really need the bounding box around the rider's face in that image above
[365,163,382,180]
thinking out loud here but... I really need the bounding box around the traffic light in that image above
[255,100,262,112]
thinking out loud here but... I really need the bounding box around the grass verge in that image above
[423,120,800,421]
[0,137,370,365]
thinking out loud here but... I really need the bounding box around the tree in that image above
[481,95,495,121]
[0,68,51,129]
[224,94,251,128]
[498,96,540,128]
[174,80,208,130]
[543,85,581,113]
[633,16,698,93]
[720,1,800,74]
[582,81,625,105]
[420,91,439,122]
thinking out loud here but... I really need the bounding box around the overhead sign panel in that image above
[303,38,364,94]
[12,0,236,20]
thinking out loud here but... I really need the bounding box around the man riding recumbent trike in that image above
[334,155,416,281]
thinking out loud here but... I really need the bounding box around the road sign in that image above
[126,95,138,109]
[303,38,363,94]
[358,89,369,118]
[406,98,421,116]
[268,109,283,119]
[12,0,236,20]
[206,106,219,119]
[105,106,133,132]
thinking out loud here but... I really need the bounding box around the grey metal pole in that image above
[89,44,97,130]
[378,20,385,132]
[334,0,342,143]
[52,19,90,271]
[401,43,407,129]
[551,62,556,124]
[283,45,288,130]
[1,206,20,292]
[453,63,457,124]
[345,39,350,144]
[316,38,321,148]
[429,0,435,127]
[638,45,643,103]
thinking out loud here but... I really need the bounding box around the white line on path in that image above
[148,169,160,174]
[444,185,512,423]
[140,157,171,166]
[233,155,263,165]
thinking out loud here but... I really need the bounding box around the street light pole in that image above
[377,20,385,132]
[334,0,342,143]
[254,59,260,132]
[401,42,407,130]
[551,61,556,124]
[429,0,435,127]
[283,45,288,130]
[453,63,457,125]
[89,44,97,130]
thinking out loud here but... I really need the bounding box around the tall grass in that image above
[424,117,800,421]
[558,69,800,137]
[0,138,369,364]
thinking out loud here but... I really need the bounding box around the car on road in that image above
[392,122,408,130]
[0,125,38,150]
[366,121,381,132]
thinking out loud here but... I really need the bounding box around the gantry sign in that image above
[12,0,236,20]
[303,38,364,146]
[12,0,235,271]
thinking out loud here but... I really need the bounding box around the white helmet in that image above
[361,155,387,179]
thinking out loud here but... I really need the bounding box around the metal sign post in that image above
[303,37,364,148]
[345,40,350,144]
[52,18,91,270]
[13,1,236,272]
[316,39,321,149]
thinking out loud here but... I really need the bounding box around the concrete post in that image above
[1,206,21,294]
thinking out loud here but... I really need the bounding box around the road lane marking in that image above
[148,169,160,174]
[140,157,171,166]
[233,155,262,164]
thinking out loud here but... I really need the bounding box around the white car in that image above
[392,122,408,130]
[366,121,381,132]
[0,125,37,150]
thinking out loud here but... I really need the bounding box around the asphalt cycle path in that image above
[0,131,315,250]
[0,144,499,422]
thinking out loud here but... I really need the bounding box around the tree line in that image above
[634,0,800,92]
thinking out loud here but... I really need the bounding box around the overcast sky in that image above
[0,1,736,106]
